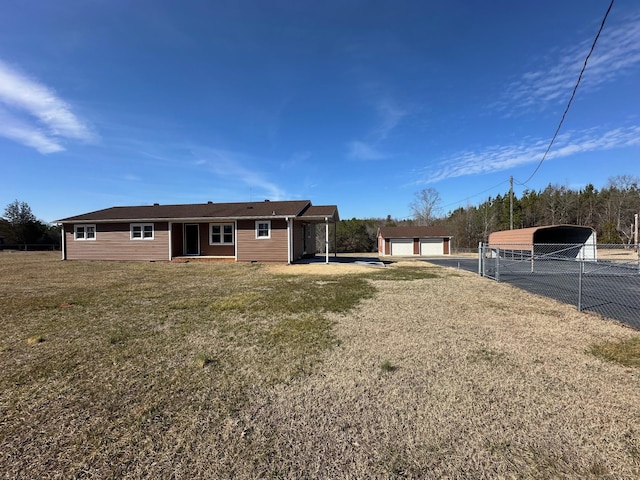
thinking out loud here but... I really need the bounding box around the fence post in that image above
[478,242,483,276]
[531,244,534,273]
[496,248,500,282]
[577,259,583,312]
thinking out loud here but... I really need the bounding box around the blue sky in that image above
[1,0,639,223]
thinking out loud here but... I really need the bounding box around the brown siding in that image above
[236,219,288,262]
[201,240,235,257]
[65,222,169,261]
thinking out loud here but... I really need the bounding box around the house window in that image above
[74,224,96,240]
[256,220,271,239]
[210,223,234,245]
[131,223,154,240]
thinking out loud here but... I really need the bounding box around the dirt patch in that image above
[265,259,434,276]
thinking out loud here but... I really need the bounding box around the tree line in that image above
[0,200,60,247]
[327,175,640,253]
[445,175,639,248]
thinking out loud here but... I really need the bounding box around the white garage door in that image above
[391,238,414,256]
[420,238,442,256]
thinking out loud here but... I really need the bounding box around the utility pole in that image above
[509,175,514,230]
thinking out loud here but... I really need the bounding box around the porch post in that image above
[60,224,66,260]
[168,222,173,261]
[325,217,329,264]
[286,217,292,264]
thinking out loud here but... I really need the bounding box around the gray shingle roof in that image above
[57,200,339,223]
[299,205,340,221]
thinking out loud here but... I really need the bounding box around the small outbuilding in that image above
[378,226,452,257]
[488,225,597,260]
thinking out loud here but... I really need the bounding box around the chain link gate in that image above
[479,242,640,329]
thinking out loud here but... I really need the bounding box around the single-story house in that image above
[488,225,597,260]
[377,226,452,257]
[56,200,339,263]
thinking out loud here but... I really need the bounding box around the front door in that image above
[184,224,200,255]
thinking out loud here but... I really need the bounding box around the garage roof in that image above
[378,226,451,238]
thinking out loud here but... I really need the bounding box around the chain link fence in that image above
[479,243,640,329]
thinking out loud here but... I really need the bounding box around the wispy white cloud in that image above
[499,12,640,113]
[373,97,410,141]
[192,147,287,200]
[417,125,640,184]
[279,150,311,170]
[0,59,96,153]
[347,140,387,161]
[344,79,413,161]
[0,107,64,153]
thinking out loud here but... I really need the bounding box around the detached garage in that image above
[378,226,452,257]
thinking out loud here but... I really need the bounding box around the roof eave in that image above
[58,214,299,224]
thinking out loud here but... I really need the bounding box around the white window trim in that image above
[255,220,271,239]
[74,224,96,241]
[130,223,154,240]
[209,223,235,245]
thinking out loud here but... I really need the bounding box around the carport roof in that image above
[488,225,595,246]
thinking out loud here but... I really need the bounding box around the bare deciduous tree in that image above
[410,188,441,226]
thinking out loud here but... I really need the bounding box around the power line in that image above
[395,179,511,222]
[439,179,510,211]
[517,0,615,186]
[402,1,615,222]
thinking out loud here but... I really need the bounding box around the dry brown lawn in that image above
[1,251,639,479]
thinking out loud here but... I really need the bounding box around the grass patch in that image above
[370,266,441,281]
[194,352,215,368]
[2,252,639,478]
[380,359,397,373]
[588,336,640,368]
[468,347,506,364]
[0,253,379,478]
